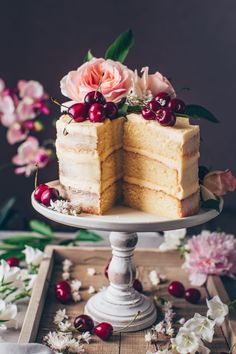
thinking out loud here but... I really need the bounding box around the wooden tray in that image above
[19,246,234,353]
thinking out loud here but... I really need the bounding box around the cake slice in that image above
[56,115,124,214]
[123,114,200,218]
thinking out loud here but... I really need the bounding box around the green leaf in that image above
[105,29,134,63]
[198,165,210,182]
[185,105,219,123]
[0,197,16,228]
[201,199,220,212]
[29,220,54,238]
[75,229,102,242]
[127,105,142,114]
[2,235,37,245]
[0,244,22,250]
[118,101,129,117]
[83,49,94,63]
[0,250,25,260]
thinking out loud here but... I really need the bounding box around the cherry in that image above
[34,184,49,202]
[104,102,118,119]
[133,279,143,293]
[147,100,161,112]
[68,103,88,122]
[168,281,185,298]
[104,257,112,279]
[84,91,106,105]
[154,92,171,107]
[74,314,94,332]
[184,288,201,304]
[167,98,186,114]
[89,103,105,123]
[40,188,59,206]
[54,281,72,303]
[156,108,176,126]
[94,322,113,341]
[6,257,20,267]
[141,107,156,120]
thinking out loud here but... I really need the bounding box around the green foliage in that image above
[75,229,102,242]
[29,220,54,238]
[83,49,94,62]
[0,198,16,229]
[184,105,219,123]
[105,29,134,63]
[201,199,220,212]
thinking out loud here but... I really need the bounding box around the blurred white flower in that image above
[22,246,44,266]
[206,296,229,325]
[62,272,70,280]
[149,270,160,286]
[66,337,84,353]
[87,268,96,276]
[159,228,186,251]
[183,313,215,342]
[0,260,20,285]
[71,280,82,292]
[0,299,18,330]
[78,331,92,344]
[88,285,96,294]
[171,327,200,354]
[54,309,68,325]
[44,331,71,351]
[58,320,72,332]
[62,259,73,272]
[72,291,82,303]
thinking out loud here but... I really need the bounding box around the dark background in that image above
[0,0,236,231]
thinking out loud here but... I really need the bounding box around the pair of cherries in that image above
[141,92,186,126]
[34,184,59,206]
[168,280,201,304]
[66,91,118,123]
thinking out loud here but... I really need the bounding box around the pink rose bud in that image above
[203,170,236,196]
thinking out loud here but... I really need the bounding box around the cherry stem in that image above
[63,117,74,136]
[230,343,236,354]
[51,97,69,110]
[34,164,39,189]
[114,310,141,333]
[94,72,105,98]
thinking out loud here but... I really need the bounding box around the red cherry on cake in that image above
[168,281,185,298]
[104,257,112,279]
[94,322,113,341]
[6,257,20,267]
[141,107,156,120]
[74,314,94,332]
[147,100,161,112]
[41,188,59,206]
[104,102,118,119]
[34,184,49,202]
[156,108,176,126]
[68,103,88,122]
[167,98,186,114]
[184,288,201,304]
[89,103,105,122]
[154,92,171,107]
[84,91,106,105]
[55,281,72,303]
[133,279,143,293]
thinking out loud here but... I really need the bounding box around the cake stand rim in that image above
[31,183,223,232]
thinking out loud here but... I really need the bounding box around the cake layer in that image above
[58,149,123,194]
[123,182,200,218]
[124,114,200,171]
[58,180,122,215]
[123,151,199,199]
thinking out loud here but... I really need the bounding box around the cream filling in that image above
[124,176,199,200]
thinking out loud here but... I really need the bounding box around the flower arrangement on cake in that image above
[32,29,236,218]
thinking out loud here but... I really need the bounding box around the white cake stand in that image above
[31,184,222,332]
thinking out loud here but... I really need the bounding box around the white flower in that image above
[62,259,73,272]
[159,228,186,251]
[87,268,96,276]
[179,318,186,325]
[22,246,44,266]
[54,309,68,325]
[44,331,71,351]
[183,313,215,342]
[166,322,174,337]
[149,270,160,286]
[78,331,92,344]
[58,320,72,332]
[49,200,80,216]
[25,274,37,293]
[171,327,200,354]
[206,295,229,325]
[67,337,84,353]
[0,260,20,285]
[163,301,173,311]
[144,331,152,342]
[72,291,82,303]
[154,320,166,334]
[0,299,17,329]
[62,272,70,280]
[70,280,82,292]
[88,285,96,294]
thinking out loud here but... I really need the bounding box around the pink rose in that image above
[60,57,134,103]
[132,67,175,98]
[203,170,236,196]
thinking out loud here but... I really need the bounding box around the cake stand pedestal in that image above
[32,183,222,331]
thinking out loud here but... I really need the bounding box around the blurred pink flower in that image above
[18,80,44,100]
[16,98,36,121]
[132,67,175,99]
[183,230,236,286]
[12,136,50,176]
[7,123,27,145]
[60,57,134,103]
[0,95,16,127]
[203,170,236,196]
[0,79,5,93]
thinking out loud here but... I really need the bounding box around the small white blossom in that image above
[49,199,80,216]
[72,291,82,303]
[163,301,173,311]
[66,337,84,353]
[166,322,174,337]
[71,279,82,292]
[0,299,18,329]
[183,313,215,342]
[87,268,96,276]
[0,260,21,285]
[144,331,157,343]
[58,320,72,332]
[62,259,73,272]
[149,270,160,286]
[206,295,229,325]
[54,309,68,325]
[159,228,186,251]
[44,331,71,351]
[171,327,200,354]
[78,331,92,344]
[62,272,70,280]
[88,285,96,294]
[178,317,186,325]
[22,246,44,266]
[154,320,166,334]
